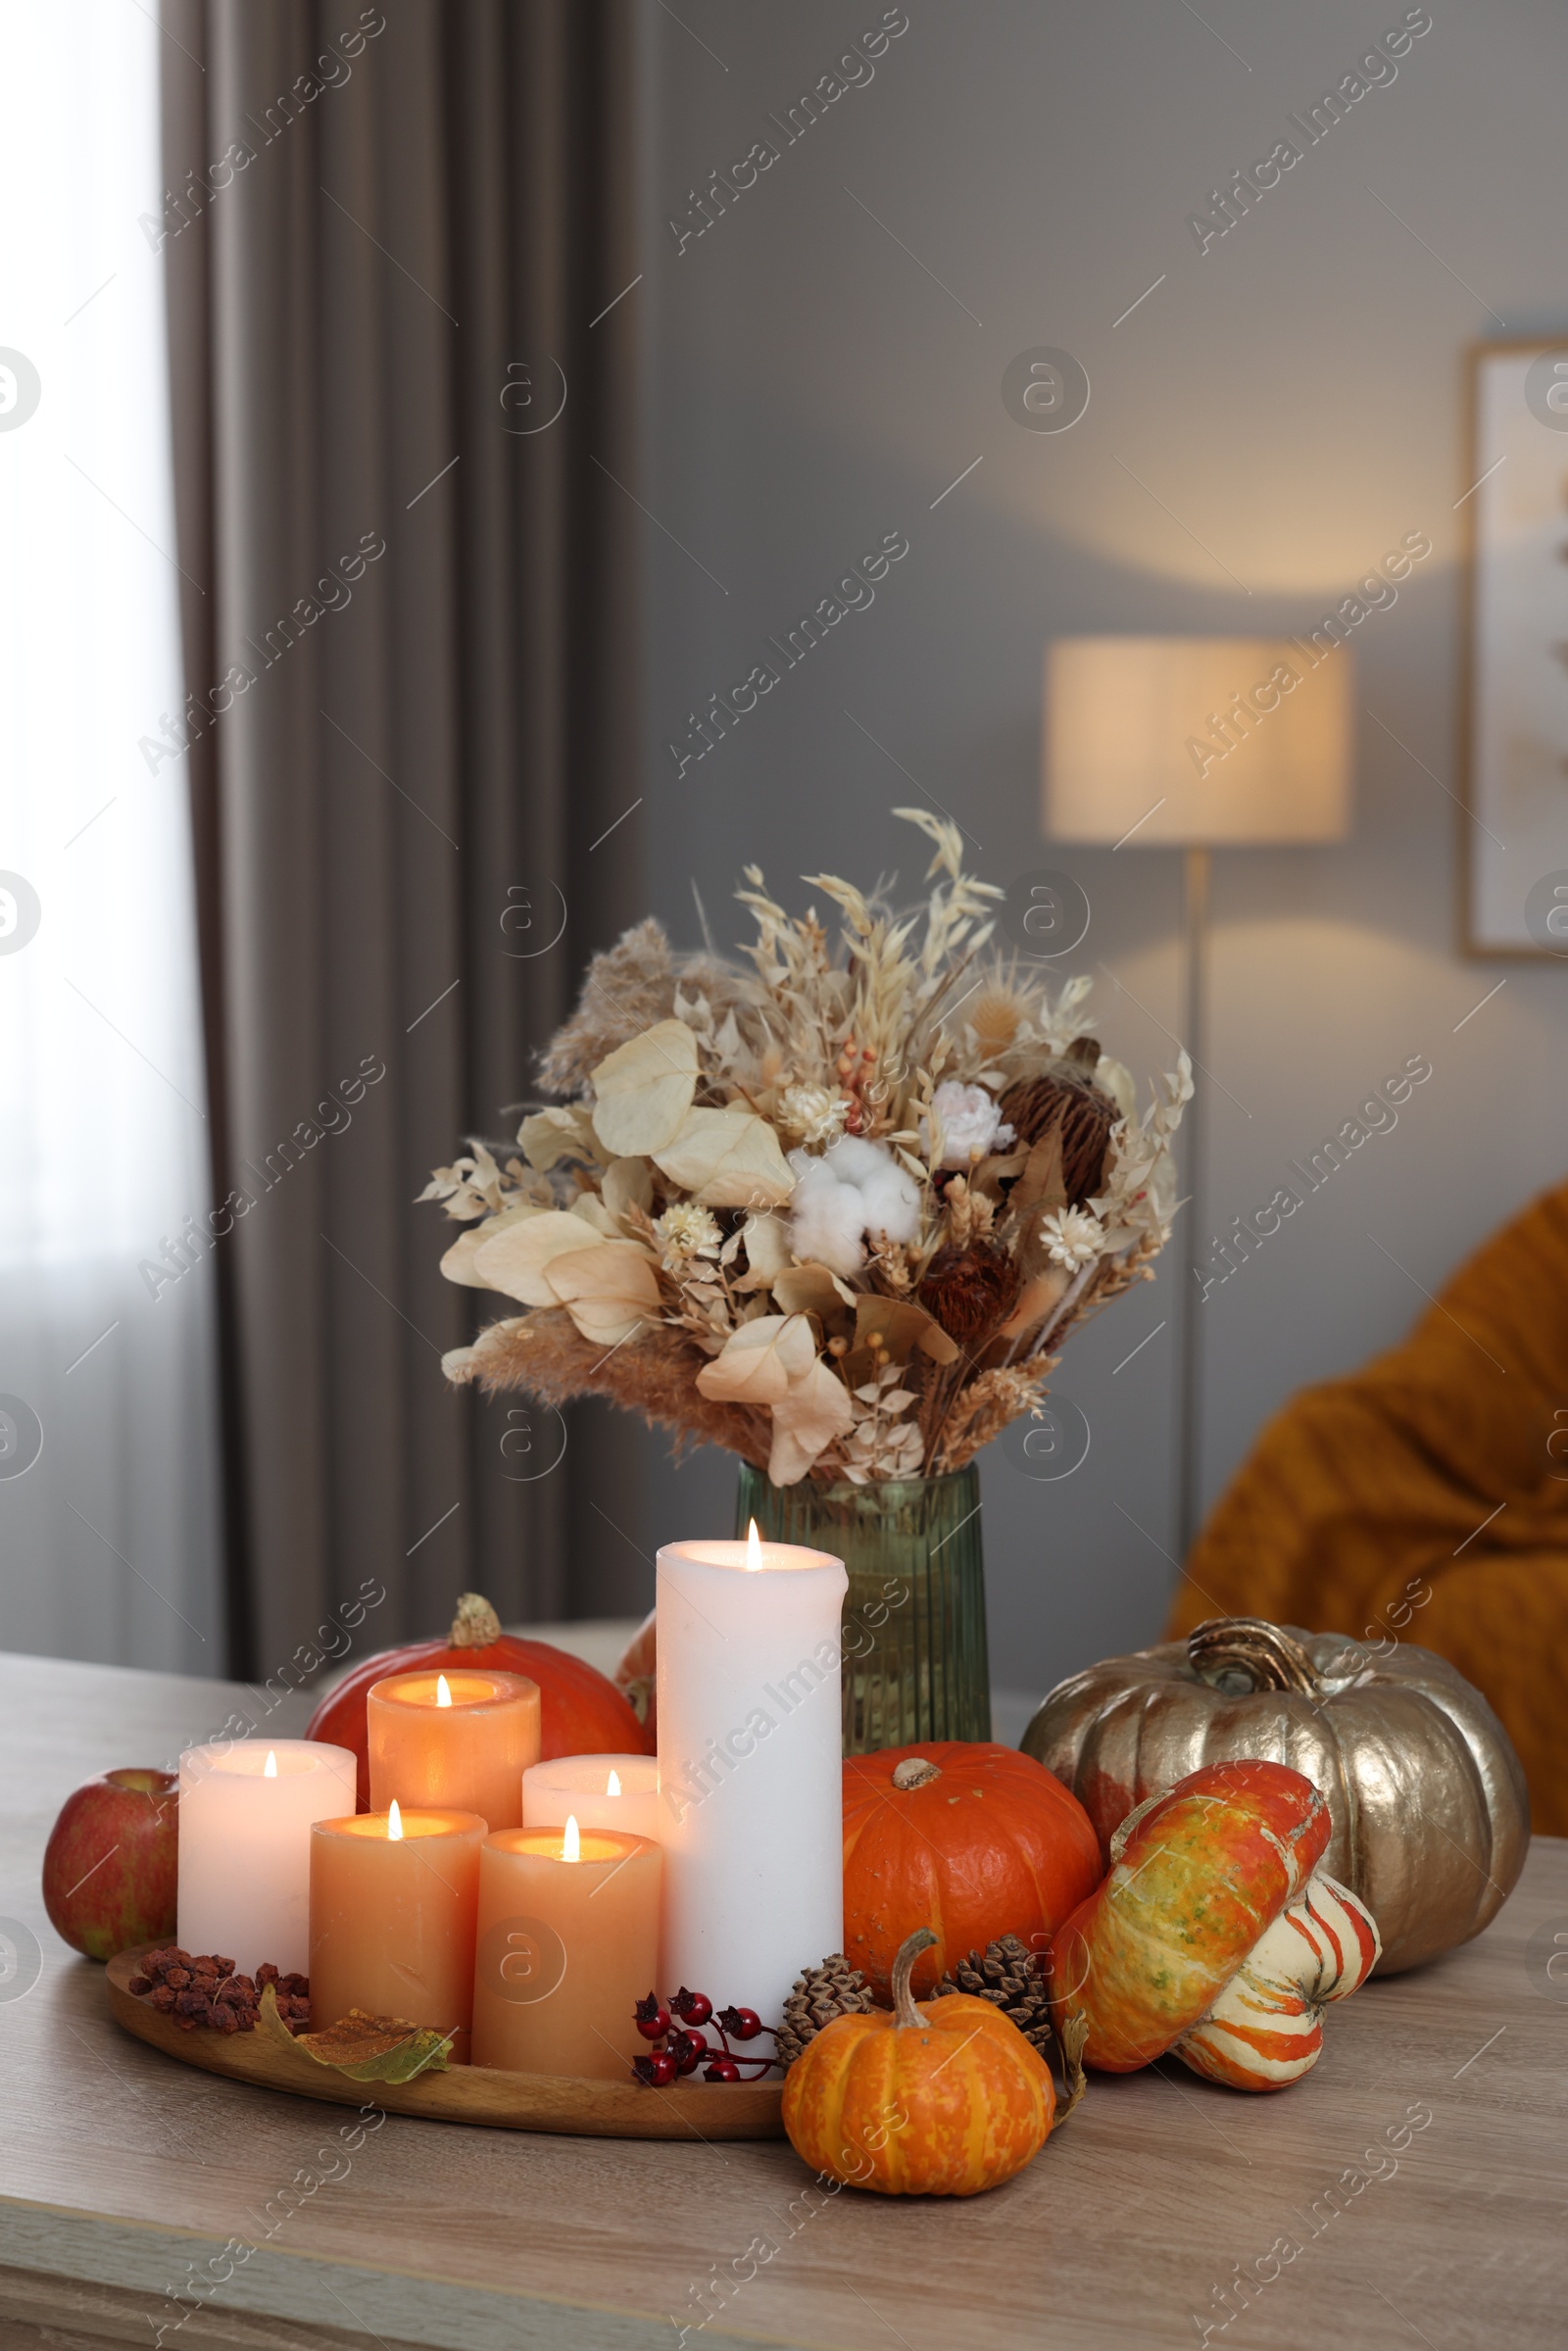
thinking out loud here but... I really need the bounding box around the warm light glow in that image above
[607,1769,621,1797]
[1045,638,1352,849]
[388,1798,404,1841]
[563,1814,580,1863]
[746,1518,762,1571]
[436,1673,452,1708]
[264,1749,277,1778]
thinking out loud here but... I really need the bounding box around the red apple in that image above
[42,1768,178,1961]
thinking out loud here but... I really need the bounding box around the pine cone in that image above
[935,1934,1054,2059]
[999,1067,1114,1205]
[916,1243,1021,1344]
[776,1954,877,2068]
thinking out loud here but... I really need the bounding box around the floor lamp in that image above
[1043,636,1352,1565]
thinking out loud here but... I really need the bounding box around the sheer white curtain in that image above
[0,1,221,1669]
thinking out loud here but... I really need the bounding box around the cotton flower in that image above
[922,1080,1014,1168]
[1039,1205,1104,1273]
[787,1137,922,1279]
[655,1202,721,1268]
[777,1082,850,1148]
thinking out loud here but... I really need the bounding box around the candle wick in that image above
[436,1673,452,1708]
[388,1796,404,1841]
[563,1814,580,1864]
[746,1517,762,1572]
[264,1749,277,1778]
[607,1770,621,1797]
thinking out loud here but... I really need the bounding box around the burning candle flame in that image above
[746,1517,762,1571]
[436,1673,452,1708]
[388,1797,404,1841]
[264,1749,277,1778]
[563,1814,580,1864]
[607,1769,621,1797]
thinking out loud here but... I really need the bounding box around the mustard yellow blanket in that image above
[1167,1181,1568,1832]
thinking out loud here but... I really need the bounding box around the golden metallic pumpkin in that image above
[1022,1616,1530,1974]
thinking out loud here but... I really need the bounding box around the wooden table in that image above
[0,1651,1563,2351]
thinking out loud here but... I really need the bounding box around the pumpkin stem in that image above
[1053,2009,1089,2126]
[1187,1616,1321,1699]
[891,1929,937,2029]
[891,1757,941,1791]
[450,1593,503,1648]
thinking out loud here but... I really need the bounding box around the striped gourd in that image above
[1175,1870,1381,2089]
[1046,1759,1382,2092]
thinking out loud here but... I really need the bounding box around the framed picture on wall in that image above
[1462,339,1568,955]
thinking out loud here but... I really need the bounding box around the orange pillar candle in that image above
[471,1819,661,2079]
[368,1670,541,1831]
[310,1804,485,2061]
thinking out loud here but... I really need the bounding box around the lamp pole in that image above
[1175,844,1209,1568]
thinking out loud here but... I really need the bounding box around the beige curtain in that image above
[160,0,644,1676]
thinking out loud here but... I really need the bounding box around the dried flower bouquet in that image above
[427,811,1190,1487]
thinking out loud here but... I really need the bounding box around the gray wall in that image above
[626,0,1568,1708]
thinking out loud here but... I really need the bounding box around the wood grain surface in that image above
[0,1649,1563,2351]
[105,1948,785,2140]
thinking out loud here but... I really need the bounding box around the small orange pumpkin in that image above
[782,1928,1082,2196]
[842,1743,1102,2001]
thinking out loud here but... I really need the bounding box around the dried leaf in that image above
[1011,1129,1067,1222]
[602,1155,655,1220]
[768,1358,856,1484]
[257,1985,452,2083]
[695,1312,817,1405]
[996,1266,1069,1341]
[653,1107,795,1208]
[854,1295,960,1366]
[732,1211,792,1291]
[588,1019,699,1156]
[473,1210,607,1306]
[542,1241,662,1347]
[440,1203,543,1289]
[773,1262,858,1322]
[568,1195,620,1238]
[518,1105,601,1172]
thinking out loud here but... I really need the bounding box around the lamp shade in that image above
[1044,637,1352,848]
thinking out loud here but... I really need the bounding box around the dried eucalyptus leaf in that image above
[695,1311,816,1405]
[854,1294,959,1367]
[589,1019,699,1156]
[473,1210,606,1305]
[439,1202,542,1289]
[653,1107,794,1208]
[542,1241,662,1346]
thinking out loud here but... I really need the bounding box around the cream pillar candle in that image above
[657,1525,847,2029]
[177,1739,357,1978]
[521,1754,660,1842]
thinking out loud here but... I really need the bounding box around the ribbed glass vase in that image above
[734,1462,990,1754]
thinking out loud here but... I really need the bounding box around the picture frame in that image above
[1461,337,1568,957]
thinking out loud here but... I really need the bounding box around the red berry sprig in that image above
[630,1985,780,2086]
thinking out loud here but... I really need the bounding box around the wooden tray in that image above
[105,1949,785,2140]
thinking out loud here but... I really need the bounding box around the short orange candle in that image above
[471,1820,661,2079]
[310,1804,485,2061]
[368,1670,541,1831]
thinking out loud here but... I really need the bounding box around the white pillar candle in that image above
[177,1739,357,1978]
[657,1527,847,2030]
[522,1753,660,1843]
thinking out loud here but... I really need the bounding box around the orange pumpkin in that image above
[305,1592,653,1811]
[842,1742,1102,2001]
[783,1928,1075,2196]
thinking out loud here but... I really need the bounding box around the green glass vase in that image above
[734,1462,991,1754]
